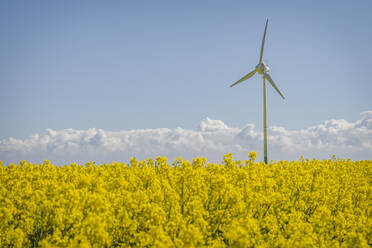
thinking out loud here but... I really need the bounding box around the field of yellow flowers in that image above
[0,152,371,247]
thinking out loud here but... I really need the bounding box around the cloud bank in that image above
[1,111,372,165]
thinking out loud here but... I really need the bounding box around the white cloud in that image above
[1,111,372,165]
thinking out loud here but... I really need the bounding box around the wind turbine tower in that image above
[230,19,285,164]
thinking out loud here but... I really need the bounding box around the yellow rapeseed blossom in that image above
[0,153,371,247]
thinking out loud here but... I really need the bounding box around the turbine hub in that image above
[256,62,270,74]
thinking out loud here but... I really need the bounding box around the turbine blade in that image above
[263,73,285,99]
[259,19,268,63]
[230,69,257,87]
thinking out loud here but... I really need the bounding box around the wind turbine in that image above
[230,19,285,164]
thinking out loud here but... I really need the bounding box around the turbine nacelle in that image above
[256,62,270,75]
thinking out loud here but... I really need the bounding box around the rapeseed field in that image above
[0,153,371,247]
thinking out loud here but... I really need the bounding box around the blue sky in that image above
[1,1,371,163]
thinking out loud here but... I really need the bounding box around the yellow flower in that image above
[0,154,370,247]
